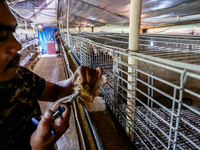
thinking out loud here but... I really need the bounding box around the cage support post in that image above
[67,0,71,48]
[126,0,142,142]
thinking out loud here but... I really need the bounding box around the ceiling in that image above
[6,0,200,30]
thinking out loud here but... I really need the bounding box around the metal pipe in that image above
[59,23,61,33]
[83,109,104,150]
[126,0,142,142]
[72,102,86,150]
[61,13,63,32]
[173,69,187,149]
[25,20,27,32]
[61,44,86,149]
[67,0,71,48]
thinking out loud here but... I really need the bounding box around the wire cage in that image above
[62,32,200,150]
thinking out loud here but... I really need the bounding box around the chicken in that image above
[73,74,111,112]
[93,46,98,56]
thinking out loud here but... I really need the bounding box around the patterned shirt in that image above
[0,66,46,150]
[54,33,60,44]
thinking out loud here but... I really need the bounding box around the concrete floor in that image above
[32,54,66,83]
[32,54,80,150]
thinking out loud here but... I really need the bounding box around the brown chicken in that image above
[73,74,111,112]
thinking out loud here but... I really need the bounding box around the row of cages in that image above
[65,32,200,65]
[61,32,200,150]
[19,39,41,69]
[14,33,38,48]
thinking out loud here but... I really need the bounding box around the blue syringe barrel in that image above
[31,91,80,135]
[31,117,56,135]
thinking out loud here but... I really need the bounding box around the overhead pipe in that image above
[9,0,20,7]
[126,0,142,143]
[56,0,60,27]
[61,12,63,32]
[58,22,61,32]
[67,0,71,48]
[28,0,54,20]
[25,20,27,32]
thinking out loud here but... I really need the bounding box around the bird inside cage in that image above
[76,42,79,48]
[90,44,93,55]
[102,47,107,55]
[73,45,76,50]
[97,47,101,55]
[93,46,98,56]
[107,50,112,56]
[73,70,111,112]
[83,41,87,47]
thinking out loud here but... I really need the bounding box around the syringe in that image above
[31,91,81,135]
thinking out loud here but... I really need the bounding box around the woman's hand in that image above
[30,103,71,150]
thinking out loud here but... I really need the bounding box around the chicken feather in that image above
[74,74,111,112]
